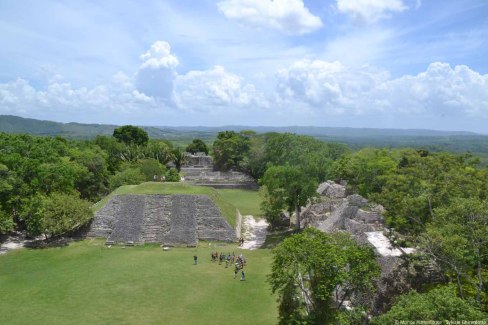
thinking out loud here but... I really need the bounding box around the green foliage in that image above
[422,198,488,307]
[21,194,46,236]
[20,193,92,238]
[335,148,488,235]
[261,165,317,229]
[145,139,173,165]
[237,132,348,181]
[135,159,167,181]
[171,147,188,172]
[371,286,487,324]
[212,131,251,171]
[259,185,285,228]
[108,167,146,190]
[334,148,397,196]
[41,193,93,237]
[0,209,14,233]
[113,125,149,146]
[269,228,380,324]
[165,168,180,182]
[185,138,209,155]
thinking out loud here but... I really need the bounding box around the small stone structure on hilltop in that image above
[180,153,258,190]
[88,194,235,246]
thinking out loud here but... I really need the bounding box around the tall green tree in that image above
[145,139,173,165]
[171,148,188,172]
[21,193,93,238]
[113,125,149,147]
[185,139,209,155]
[212,131,250,171]
[261,165,317,230]
[269,228,380,324]
[422,198,488,306]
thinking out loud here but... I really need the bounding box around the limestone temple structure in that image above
[87,194,235,246]
[302,181,422,313]
[180,153,258,189]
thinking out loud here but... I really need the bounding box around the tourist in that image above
[193,255,198,265]
[234,262,239,279]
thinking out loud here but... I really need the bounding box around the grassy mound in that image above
[92,182,262,227]
[0,240,277,325]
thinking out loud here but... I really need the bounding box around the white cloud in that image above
[139,41,179,70]
[337,0,408,23]
[136,41,179,101]
[0,75,156,120]
[275,60,488,118]
[175,65,267,109]
[276,59,389,114]
[381,62,488,117]
[217,0,323,35]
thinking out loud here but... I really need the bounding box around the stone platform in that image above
[88,194,235,246]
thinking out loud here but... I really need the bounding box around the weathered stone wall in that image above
[88,194,235,246]
[304,181,423,315]
[180,154,258,190]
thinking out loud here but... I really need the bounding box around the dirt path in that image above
[0,234,38,255]
[240,215,268,250]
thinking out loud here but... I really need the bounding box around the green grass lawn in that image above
[0,240,277,325]
[216,189,263,217]
[92,182,239,227]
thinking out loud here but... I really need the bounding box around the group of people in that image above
[153,175,166,182]
[209,251,247,281]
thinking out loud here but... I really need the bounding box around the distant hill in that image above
[0,115,210,140]
[1,115,487,163]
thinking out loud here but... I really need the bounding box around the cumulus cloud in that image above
[0,74,155,120]
[136,41,179,101]
[380,62,488,117]
[275,60,488,118]
[217,0,323,35]
[0,41,267,121]
[276,59,389,114]
[175,65,267,109]
[337,0,408,23]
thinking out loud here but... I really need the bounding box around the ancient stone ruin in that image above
[302,181,420,314]
[180,153,258,190]
[87,194,235,246]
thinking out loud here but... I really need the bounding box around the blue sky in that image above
[1,0,487,132]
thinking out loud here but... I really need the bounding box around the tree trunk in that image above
[476,258,483,305]
[456,270,464,299]
[295,204,301,230]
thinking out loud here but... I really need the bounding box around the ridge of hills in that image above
[1,115,488,161]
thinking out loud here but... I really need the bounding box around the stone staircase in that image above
[142,195,171,244]
[107,195,145,244]
[195,195,235,242]
[162,195,198,246]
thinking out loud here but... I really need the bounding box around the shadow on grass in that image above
[261,228,296,249]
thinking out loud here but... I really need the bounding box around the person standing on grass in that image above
[234,262,239,279]
[193,255,198,265]
[240,270,245,281]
